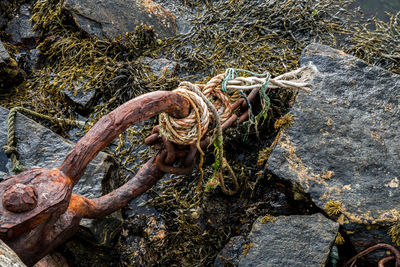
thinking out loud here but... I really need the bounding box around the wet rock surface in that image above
[14,49,40,75]
[0,41,22,90]
[62,87,96,111]
[5,4,38,46]
[139,57,178,78]
[0,239,26,267]
[63,0,177,39]
[0,16,7,30]
[214,236,249,267]
[238,214,339,267]
[267,44,400,257]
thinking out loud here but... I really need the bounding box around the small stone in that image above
[214,236,248,267]
[139,57,178,78]
[2,183,38,213]
[63,0,177,39]
[14,49,40,75]
[62,86,96,111]
[5,4,38,46]
[238,214,339,267]
[0,15,7,30]
[0,41,23,90]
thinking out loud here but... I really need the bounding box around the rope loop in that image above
[159,84,210,145]
[3,145,18,157]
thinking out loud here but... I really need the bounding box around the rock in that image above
[78,211,122,246]
[0,106,119,242]
[119,215,167,265]
[62,86,96,111]
[214,236,248,267]
[0,41,22,90]
[14,49,40,75]
[0,239,26,267]
[267,44,400,259]
[33,252,69,267]
[5,4,38,46]
[238,214,339,267]
[139,57,178,78]
[63,0,177,39]
[0,15,7,30]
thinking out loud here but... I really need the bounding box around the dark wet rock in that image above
[0,15,7,30]
[0,41,23,90]
[78,211,123,246]
[118,215,167,265]
[0,106,119,242]
[14,49,40,75]
[267,43,400,259]
[63,237,120,267]
[238,214,339,267]
[151,0,197,34]
[63,0,177,39]
[5,4,38,46]
[125,189,158,218]
[139,57,178,78]
[214,236,248,267]
[62,86,96,111]
[0,239,26,267]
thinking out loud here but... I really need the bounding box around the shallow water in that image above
[353,0,400,20]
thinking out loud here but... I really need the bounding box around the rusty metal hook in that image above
[0,91,190,266]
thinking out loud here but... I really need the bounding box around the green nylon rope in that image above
[222,68,271,134]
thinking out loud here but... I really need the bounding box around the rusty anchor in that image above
[0,66,314,266]
[0,87,257,266]
[0,91,192,266]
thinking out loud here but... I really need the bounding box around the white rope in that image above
[226,63,318,93]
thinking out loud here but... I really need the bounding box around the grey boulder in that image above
[239,214,339,267]
[267,43,400,257]
[63,0,177,39]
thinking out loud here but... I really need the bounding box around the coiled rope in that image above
[158,64,317,195]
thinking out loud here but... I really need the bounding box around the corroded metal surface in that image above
[0,91,190,266]
[0,88,254,266]
[2,183,38,213]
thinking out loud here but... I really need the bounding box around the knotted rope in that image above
[3,107,85,173]
[158,64,317,195]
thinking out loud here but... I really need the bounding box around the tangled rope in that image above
[3,107,85,173]
[158,64,317,195]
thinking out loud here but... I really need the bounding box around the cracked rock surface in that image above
[267,43,400,258]
[239,214,338,267]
